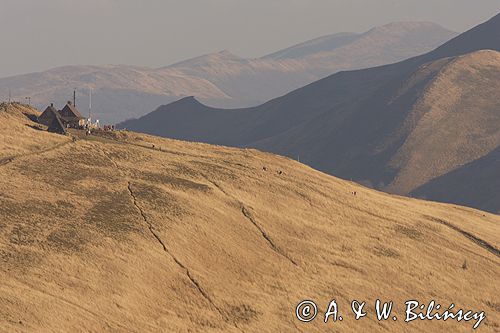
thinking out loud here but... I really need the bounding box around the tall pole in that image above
[73,89,76,107]
[89,88,92,120]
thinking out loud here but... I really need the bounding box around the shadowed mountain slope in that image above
[411,147,500,213]
[119,13,500,213]
[0,22,455,123]
[1,103,499,332]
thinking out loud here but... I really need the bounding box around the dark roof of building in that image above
[47,112,67,134]
[38,105,61,126]
[60,101,84,119]
[43,104,58,113]
[39,104,58,120]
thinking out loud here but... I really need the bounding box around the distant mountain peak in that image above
[262,32,360,60]
[217,49,235,56]
[263,21,456,60]
[176,96,200,104]
[168,50,244,68]
[419,11,500,63]
[162,96,207,110]
[371,21,452,30]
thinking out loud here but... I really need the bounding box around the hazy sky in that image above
[1,0,499,78]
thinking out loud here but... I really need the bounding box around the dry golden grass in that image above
[0,103,71,160]
[0,104,498,332]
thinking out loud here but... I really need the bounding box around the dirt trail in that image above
[0,139,74,167]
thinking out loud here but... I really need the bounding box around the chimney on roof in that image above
[50,103,54,107]
[67,101,72,105]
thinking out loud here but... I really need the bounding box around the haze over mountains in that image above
[1,103,499,332]
[0,22,456,123]
[120,13,500,214]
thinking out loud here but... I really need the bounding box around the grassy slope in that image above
[0,103,70,158]
[0,104,499,332]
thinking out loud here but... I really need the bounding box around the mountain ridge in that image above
[263,22,454,61]
[119,13,500,213]
[0,21,457,123]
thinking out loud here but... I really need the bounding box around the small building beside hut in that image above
[59,101,85,127]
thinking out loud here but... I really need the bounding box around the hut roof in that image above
[47,112,67,134]
[38,104,60,126]
[59,101,84,119]
[42,104,58,114]
[39,104,58,120]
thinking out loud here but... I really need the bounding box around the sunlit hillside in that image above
[0,104,498,332]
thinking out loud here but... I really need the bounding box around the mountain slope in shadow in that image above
[412,147,500,213]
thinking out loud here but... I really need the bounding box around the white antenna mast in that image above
[89,87,92,121]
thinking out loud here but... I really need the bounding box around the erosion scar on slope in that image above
[98,146,230,323]
[126,181,230,322]
[425,215,500,258]
[203,176,298,267]
[241,206,299,266]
